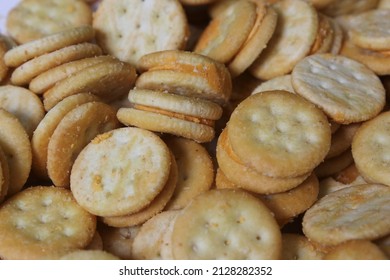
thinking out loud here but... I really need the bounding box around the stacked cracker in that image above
[0,0,390,260]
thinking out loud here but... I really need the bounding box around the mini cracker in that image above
[227,91,331,178]
[29,55,117,94]
[291,54,386,124]
[0,109,32,196]
[6,0,92,44]
[43,59,137,111]
[249,0,318,80]
[31,93,100,179]
[322,0,380,17]
[302,183,390,246]
[47,102,120,188]
[70,127,172,217]
[194,0,257,63]
[352,111,390,186]
[10,42,102,86]
[0,85,45,138]
[93,0,189,65]
[281,233,324,260]
[323,240,388,260]
[0,186,96,260]
[170,189,282,259]
[164,136,214,210]
[4,25,95,68]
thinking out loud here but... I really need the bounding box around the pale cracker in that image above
[302,184,390,246]
[314,149,354,179]
[0,38,8,83]
[0,186,96,260]
[378,0,390,8]
[323,240,388,260]
[309,14,334,55]
[6,0,92,44]
[227,91,331,178]
[31,93,100,180]
[93,0,189,65]
[291,53,386,124]
[29,55,116,94]
[10,42,102,86]
[318,175,367,200]
[0,146,10,202]
[0,109,31,196]
[170,189,282,259]
[102,153,178,227]
[43,59,137,111]
[70,127,172,217]
[194,0,257,63]
[0,85,45,138]
[251,75,295,95]
[47,102,119,188]
[322,0,379,17]
[99,225,140,260]
[164,136,214,210]
[281,233,324,260]
[4,25,95,68]
[249,0,318,80]
[328,17,344,55]
[352,111,390,186]
[132,210,179,260]
[326,122,361,159]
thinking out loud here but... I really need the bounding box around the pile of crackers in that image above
[0,0,389,260]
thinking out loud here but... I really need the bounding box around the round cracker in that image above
[326,122,360,159]
[0,109,32,196]
[170,189,282,259]
[291,53,386,124]
[322,0,379,17]
[227,91,331,178]
[10,42,102,86]
[249,0,318,80]
[43,59,137,111]
[4,25,95,68]
[70,127,172,217]
[164,136,214,210]
[6,0,92,44]
[315,149,354,179]
[93,0,189,65]
[47,102,119,188]
[302,183,390,246]
[0,85,45,138]
[281,233,324,260]
[194,0,257,63]
[0,186,96,260]
[0,146,10,202]
[352,111,390,186]
[251,75,295,95]
[323,240,388,260]
[60,249,120,260]
[0,39,8,84]
[31,93,100,180]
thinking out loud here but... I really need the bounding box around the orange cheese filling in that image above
[134,104,215,127]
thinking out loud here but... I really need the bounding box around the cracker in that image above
[318,174,367,200]
[328,17,344,55]
[322,0,379,17]
[309,14,334,55]
[291,54,386,124]
[314,149,354,179]
[70,127,172,217]
[31,93,100,180]
[326,123,360,159]
[281,233,324,260]
[249,0,318,80]
[85,231,103,250]
[352,111,390,186]
[0,85,45,138]
[251,75,295,95]
[378,0,390,8]
[60,249,120,260]
[0,186,96,260]
[346,10,390,51]
[99,225,140,260]
[0,38,8,84]
[194,0,257,63]
[216,129,311,194]
[0,109,32,196]
[170,189,282,259]
[93,0,189,65]
[132,210,179,260]
[47,102,119,188]
[302,184,390,246]
[43,59,137,111]
[29,55,116,94]
[10,42,102,86]
[136,50,232,105]
[6,0,92,44]
[4,25,95,68]
[227,91,331,178]
[102,153,178,227]
[228,4,278,77]
[323,240,388,260]
[164,136,214,210]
